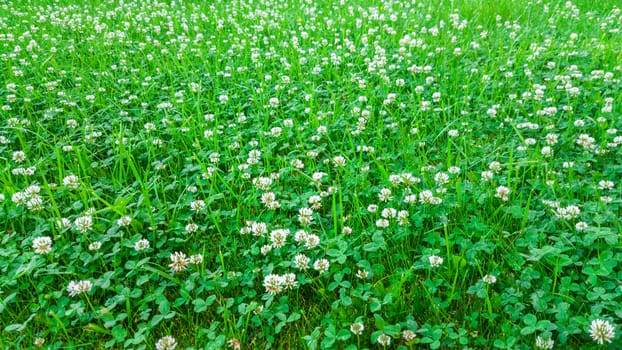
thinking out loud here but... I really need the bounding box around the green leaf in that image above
[206,295,217,306]
[151,315,163,327]
[4,323,24,332]
[370,298,382,312]
[321,337,335,349]
[157,295,170,314]
[383,292,393,304]
[374,313,386,329]
[112,325,127,341]
[287,312,301,322]
[524,246,560,261]
[493,339,506,348]
[303,327,321,350]
[336,329,351,341]
[520,326,535,335]
[327,248,344,257]
[193,298,207,313]
[523,313,536,326]
[363,242,380,252]
[275,321,286,334]
[4,313,35,332]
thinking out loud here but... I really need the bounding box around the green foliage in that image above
[0,0,621,349]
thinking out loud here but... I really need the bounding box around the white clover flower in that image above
[22,184,39,196]
[404,194,418,204]
[283,273,297,290]
[313,258,330,274]
[57,218,71,229]
[495,186,510,201]
[261,192,280,209]
[263,274,284,295]
[117,216,132,227]
[247,149,261,164]
[253,176,273,190]
[185,223,199,233]
[32,236,53,254]
[88,241,102,251]
[576,133,594,148]
[481,171,494,182]
[227,338,241,350]
[12,151,26,163]
[169,252,189,272]
[260,244,272,255]
[598,180,615,190]
[144,122,156,132]
[376,219,390,228]
[26,195,44,212]
[564,205,581,218]
[589,319,615,344]
[403,330,417,341]
[74,216,93,233]
[541,146,552,157]
[434,172,450,185]
[134,239,150,251]
[308,195,322,209]
[293,230,307,243]
[389,174,402,186]
[67,280,93,297]
[378,188,393,202]
[11,192,28,205]
[419,190,442,205]
[155,336,177,350]
[311,172,326,184]
[356,269,369,279]
[294,254,310,270]
[251,222,268,236]
[428,255,443,267]
[377,333,391,346]
[270,127,282,137]
[304,234,320,249]
[298,207,314,225]
[189,254,203,264]
[350,322,364,335]
[269,228,289,248]
[189,200,205,212]
[482,274,497,284]
[489,161,502,173]
[381,208,397,219]
[62,175,80,189]
[332,156,346,167]
[535,335,554,349]
[545,133,558,145]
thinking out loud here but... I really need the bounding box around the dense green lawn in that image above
[1,0,621,348]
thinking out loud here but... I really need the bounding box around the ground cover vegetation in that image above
[0,0,621,348]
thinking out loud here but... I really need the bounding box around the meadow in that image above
[0,0,621,348]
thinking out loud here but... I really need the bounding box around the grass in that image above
[0,0,621,349]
